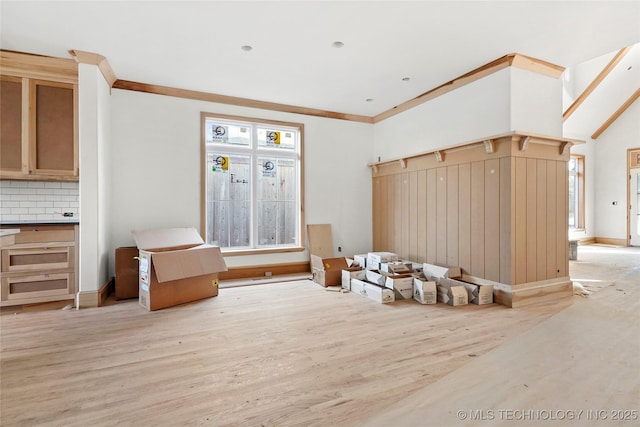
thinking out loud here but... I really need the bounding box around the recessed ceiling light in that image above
[402,77,410,82]
[365,98,374,102]
[241,45,253,52]
[332,41,344,48]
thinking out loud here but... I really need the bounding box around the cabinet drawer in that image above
[2,272,75,301]
[14,229,75,244]
[2,246,74,272]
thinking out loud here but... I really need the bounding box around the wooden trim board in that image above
[218,261,311,282]
[0,50,78,84]
[563,46,632,121]
[77,277,113,308]
[114,79,373,123]
[592,88,640,140]
[69,49,117,88]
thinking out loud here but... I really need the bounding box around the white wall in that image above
[78,64,111,291]
[373,69,511,162]
[109,90,373,269]
[594,100,640,240]
[510,67,563,137]
[564,44,640,242]
[373,67,564,161]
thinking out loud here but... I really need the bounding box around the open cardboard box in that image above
[307,223,362,287]
[131,227,227,311]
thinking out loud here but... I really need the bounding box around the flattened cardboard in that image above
[307,224,333,259]
[151,245,226,282]
[131,227,204,251]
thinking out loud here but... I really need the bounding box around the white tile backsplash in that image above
[0,180,79,223]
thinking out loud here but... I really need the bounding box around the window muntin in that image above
[568,155,584,230]
[203,114,302,252]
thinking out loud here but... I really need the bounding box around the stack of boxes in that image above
[339,252,494,307]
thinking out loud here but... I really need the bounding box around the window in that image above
[201,113,303,253]
[568,155,584,230]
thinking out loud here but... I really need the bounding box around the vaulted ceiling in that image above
[1,1,639,118]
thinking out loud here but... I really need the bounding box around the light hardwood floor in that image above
[1,246,638,426]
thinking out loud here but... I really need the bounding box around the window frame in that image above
[568,154,585,231]
[200,112,305,256]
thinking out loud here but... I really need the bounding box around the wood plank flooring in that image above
[1,245,637,426]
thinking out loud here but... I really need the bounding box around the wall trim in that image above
[77,277,114,308]
[69,49,117,88]
[578,237,596,245]
[373,53,564,123]
[594,237,628,247]
[0,49,78,84]
[591,88,640,139]
[4,49,564,125]
[462,275,573,308]
[113,79,373,123]
[218,261,311,282]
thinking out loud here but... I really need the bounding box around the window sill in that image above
[221,246,306,257]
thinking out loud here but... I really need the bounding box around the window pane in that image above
[205,120,250,146]
[256,157,297,246]
[206,153,251,248]
[257,127,296,150]
[568,175,576,228]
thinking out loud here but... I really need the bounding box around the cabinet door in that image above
[29,79,78,178]
[0,75,28,176]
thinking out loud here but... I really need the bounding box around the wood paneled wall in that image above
[372,133,572,291]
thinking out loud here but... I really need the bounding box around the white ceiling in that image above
[1,1,639,117]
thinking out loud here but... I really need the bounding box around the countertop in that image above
[1,221,80,227]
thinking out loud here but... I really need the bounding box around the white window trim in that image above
[200,112,305,255]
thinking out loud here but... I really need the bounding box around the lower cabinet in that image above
[0,224,78,306]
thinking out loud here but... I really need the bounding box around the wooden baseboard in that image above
[77,277,114,308]
[462,275,573,308]
[578,237,596,245]
[218,261,310,282]
[595,237,627,247]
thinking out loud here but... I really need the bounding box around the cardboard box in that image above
[367,252,398,263]
[413,277,437,304]
[115,246,140,300]
[350,278,395,304]
[437,283,468,306]
[441,278,493,305]
[380,261,412,274]
[310,255,351,287]
[423,263,462,280]
[384,274,415,299]
[342,268,365,290]
[353,254,368,269]
[131,227,227,311]
[365,269,385,286]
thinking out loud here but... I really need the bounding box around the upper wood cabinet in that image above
[0,51,79,181]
